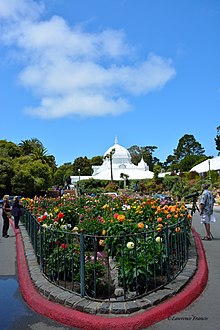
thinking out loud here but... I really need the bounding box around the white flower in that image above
[122,204,131,210]
[156,237,162,243]
[127,242,135,249]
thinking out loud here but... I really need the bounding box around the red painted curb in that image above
[14,224,208,330]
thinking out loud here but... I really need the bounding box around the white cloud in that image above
[0,0,44,21]
[24,94,131,119]
[0,0,176,119]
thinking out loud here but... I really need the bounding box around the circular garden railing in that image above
[20,195,191,302]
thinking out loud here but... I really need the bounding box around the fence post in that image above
[39,225,43,272]
[164,223,171,282]
[80,232,85,297]
[184,218,188,260]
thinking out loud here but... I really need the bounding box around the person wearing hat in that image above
[2,195,11,238]
[11,196,23,229]
[199,183,215,240]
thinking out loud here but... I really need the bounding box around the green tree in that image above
[11,170,35,196]
[128,145,158,170]
[53,163,73,186]
[72,157,92,176]
[12,159,53,196]
[19,138,44,155]
[163,154,177,171]
[90,156,103,166]
[215,126,220,155]
[0,157,14,195]
[31,146,57,173]
[174,134,205,161]
[178,155,207,172]
[0,140,22,159]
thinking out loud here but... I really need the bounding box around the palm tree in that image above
[31,146,56,170]
[120,173,129,189]
[31,146,48,163]
[104,148,115,181]
[19,138,43,156]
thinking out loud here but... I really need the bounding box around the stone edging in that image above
[20,224,197,315]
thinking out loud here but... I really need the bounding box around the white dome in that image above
[104,138,132,165]
[90,137,154,180]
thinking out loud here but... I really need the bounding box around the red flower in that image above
[37,217,42,222]
[61,243,68,249]
[58,212,64,219]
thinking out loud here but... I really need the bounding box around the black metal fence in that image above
[21,209,190,301]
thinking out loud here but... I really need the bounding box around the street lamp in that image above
[78,168,81,197]
[208,160,211,181]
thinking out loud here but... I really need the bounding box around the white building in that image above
[190,156,220,174]
[70,138,154,185]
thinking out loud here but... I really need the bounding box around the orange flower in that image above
[175,227,181,233]
[117,214,125,222]
[99,239,105,247]
[138,222,144,229]
[157,217,163,223]
[170,206,176,213]
[166,214,172,219]
[102,229,106,235]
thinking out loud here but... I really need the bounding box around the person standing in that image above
[11,196,22,229]
[2,195,11,238]
[199,183,215,241]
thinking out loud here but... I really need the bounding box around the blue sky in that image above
[0,0,219,166]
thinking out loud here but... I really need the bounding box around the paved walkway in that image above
[149,207,220,330]
[0,210,74,330]
[0,207,219,329]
